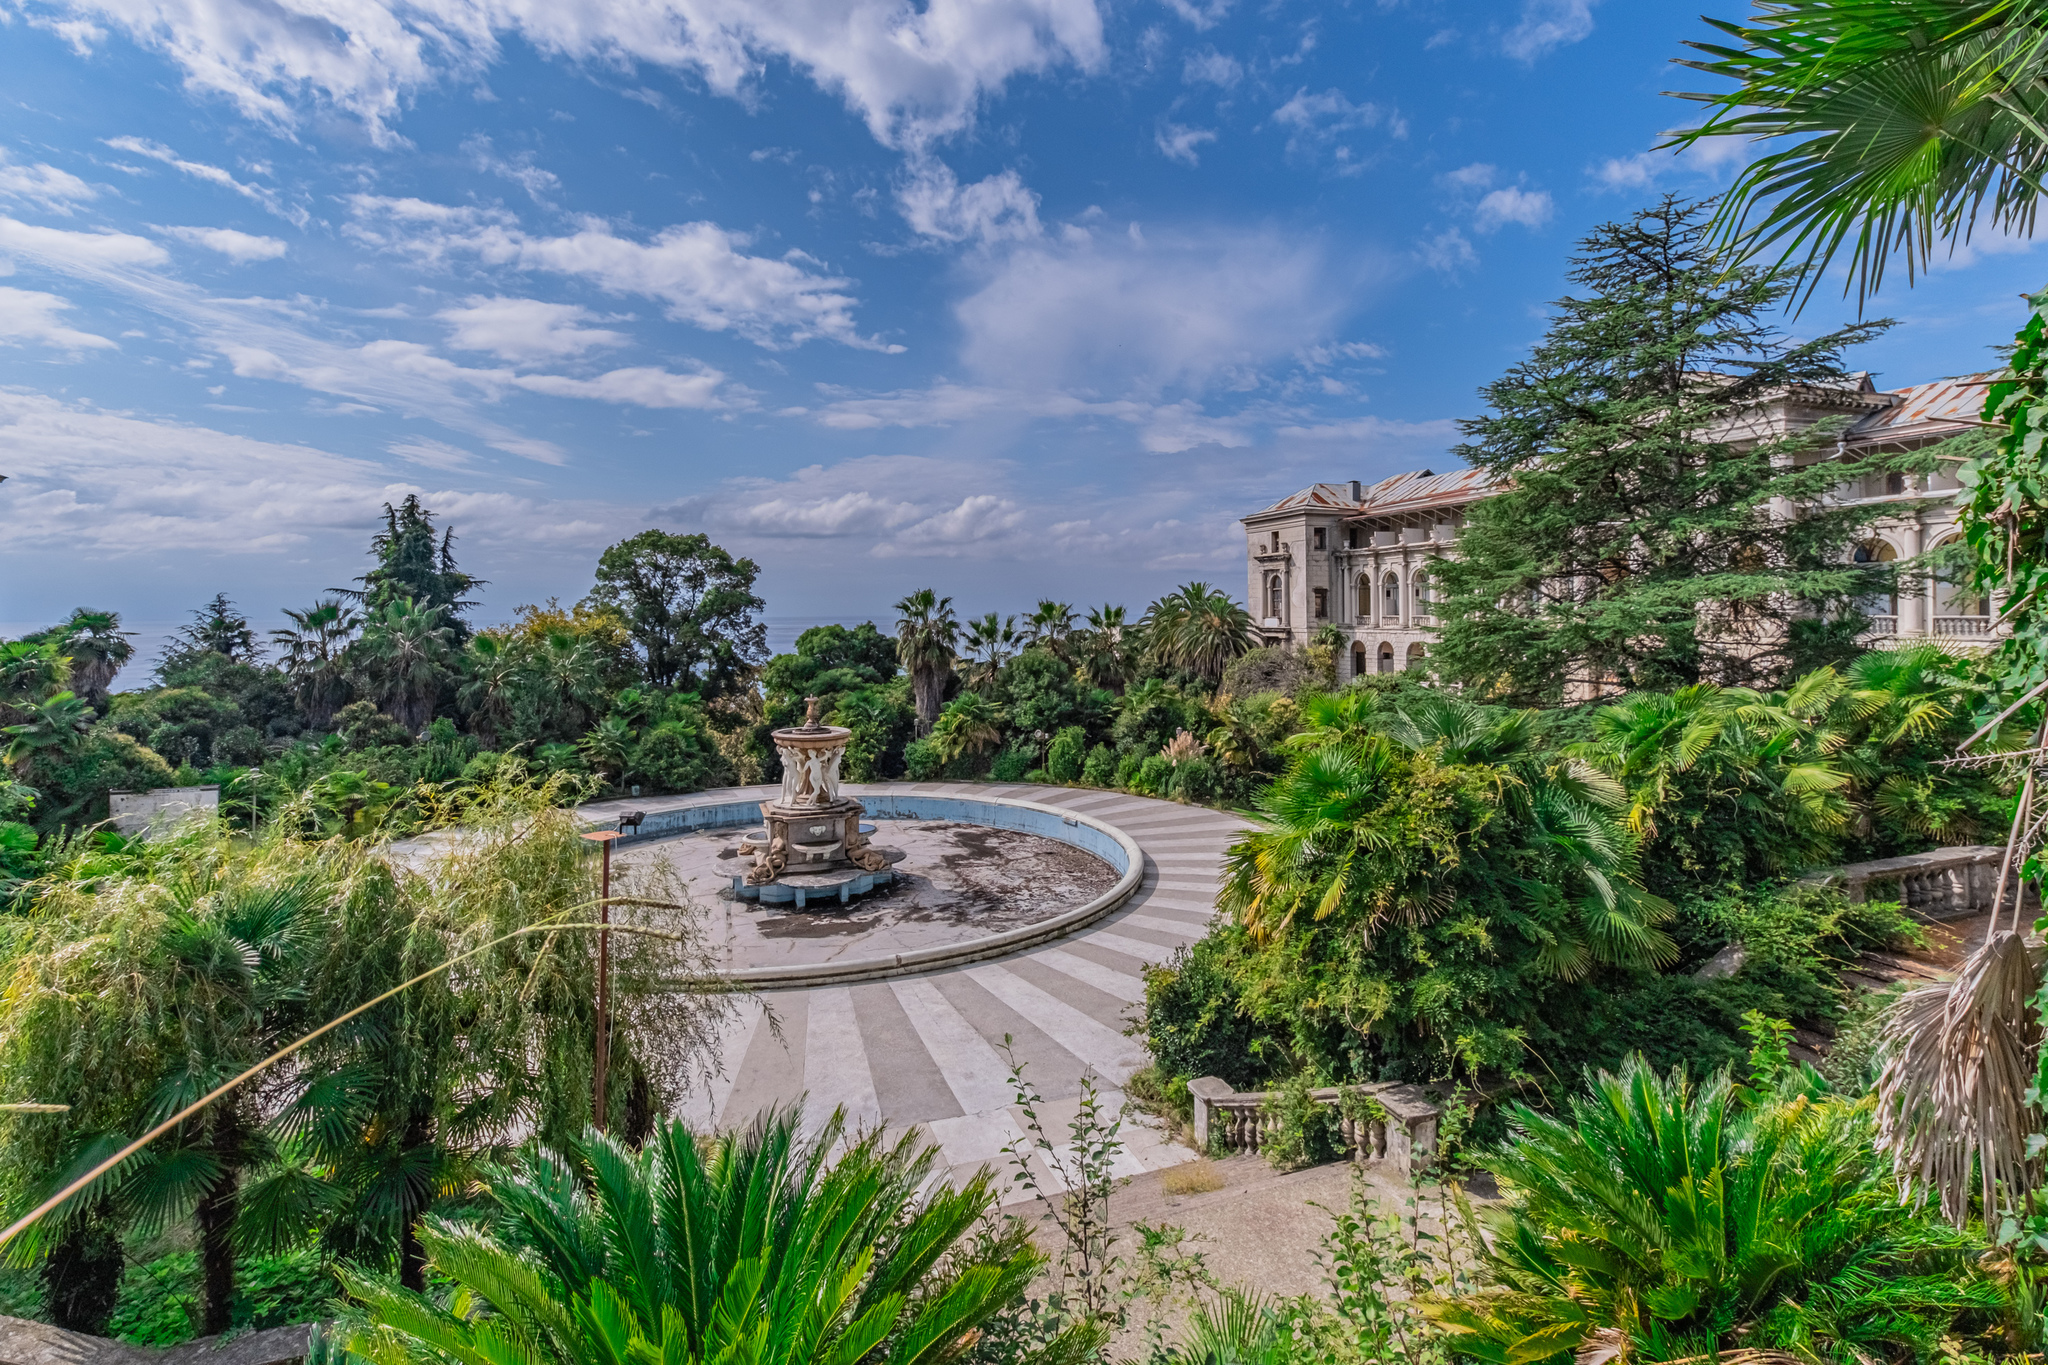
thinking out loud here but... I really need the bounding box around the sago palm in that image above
[343,1108,1085,1365]
[1429,1058,2006,1365]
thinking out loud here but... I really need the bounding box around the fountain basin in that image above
[583,786,1146,989]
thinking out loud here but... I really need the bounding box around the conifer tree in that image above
[342,496,482,636]
[1430,197,1902,703]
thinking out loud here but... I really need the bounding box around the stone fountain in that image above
[737,696,893,896]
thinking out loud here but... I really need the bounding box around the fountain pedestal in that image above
[739,709,890,887]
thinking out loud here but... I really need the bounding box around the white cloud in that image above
[0,389,620,557]
[387,436,480,471]
[0,286,117,350]
[0,216,169,268]
[514,365,726,408]
[0,150,97,214]
[438,295,628,361]
[1473,185,1553,232]
[347,196,897,350]
[1161,0,1230,30]
[1182,47,1241,87]
[463,135,561,206]
[1418,227,1476,273]
[158,225,288,261]
[1272,88,1404,172]
[49,0,1106,150]
[895,161,1043,245]
[1298,340,1387,367]
[1155,122,1217,166]
[951,225,1354,395]
[102,136,305,225]
[1441,162,1496,192]
[1592,135,1746,191]
[1502,0,1596,62]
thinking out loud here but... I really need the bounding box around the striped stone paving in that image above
[666,781,1244,1192]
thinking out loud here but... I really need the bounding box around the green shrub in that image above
[331,700,413,751]
[903,735,945,781]
[1258,1071,1338,1170]
[1169,755,1223,806]
[39,728,175,829]
[1113,753,1143,789]
[1142,938,1269,1090]
[1082,743,1115,787]
[109,1249,336,1346]
[1045,726,1087,783]
[1135,754,1172,796]
[989,744,1034,783]
[631,723,726,794]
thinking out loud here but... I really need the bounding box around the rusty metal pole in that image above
[581,829,623,1132]
[595,834,611,1130]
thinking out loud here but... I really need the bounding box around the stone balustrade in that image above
[1186,1077,1443,1177]
[1802,844,2038,920]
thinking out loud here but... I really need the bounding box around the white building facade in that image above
[1244,373,1998,686]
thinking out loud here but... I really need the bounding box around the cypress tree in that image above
[1431,197,1903,702]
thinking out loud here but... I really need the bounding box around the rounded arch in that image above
[1351,642,1367,679]
[1356,574,1371,620]
[1377,641,1395,674]
[1406,642,1427,670]
[1932,534,1988,618]
[1265,572,1283,620]
[1412,565,1433,618]
[1852,538,1899,618]
[1380,570,1402,622]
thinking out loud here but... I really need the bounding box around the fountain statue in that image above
[739,696,891,886]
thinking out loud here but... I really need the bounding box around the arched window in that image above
[1351,643,1367,679]
[1851,540,1898,620]
[1381,571,1401,621]
[1933,535,1989,626]
[1267,575,1283,619]
[1357,576,1371,619]
[1412,568,1433,618]
[1378,642,1395,674]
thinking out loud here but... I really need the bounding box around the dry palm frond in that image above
[1875,929,2043,1225]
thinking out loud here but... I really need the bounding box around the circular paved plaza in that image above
[579,780,1245,1190]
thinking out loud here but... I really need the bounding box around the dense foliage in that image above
[1140,644,2014,1096]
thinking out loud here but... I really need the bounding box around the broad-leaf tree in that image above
[1430,197,1897,703]
[584,529,767,697]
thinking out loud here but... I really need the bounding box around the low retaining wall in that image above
[1802,844,2039,920]
[1186,1077,1443,1178]
[0,1318,309,1365]
[584,786,1146,989]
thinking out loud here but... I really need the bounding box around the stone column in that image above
[1899,516,1925,637]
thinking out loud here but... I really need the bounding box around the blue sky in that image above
[1,0,2043,661]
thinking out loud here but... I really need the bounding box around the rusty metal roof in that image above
[1851,372,1997,439]
[1253,467,1497,517]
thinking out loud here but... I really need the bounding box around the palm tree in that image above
[1429,1058,2004,1365]
[344,1108,1081,1365]
[1673,4,2048,305]
[1078,604,1136,693]
[272,599,360,730]
[894,589,959,735]
[353,598,454,733]
[961,612,1021,693]
[1145,583,1253,684]
[0,639,68,715]
[1023,599,1078,660]
[1,692,92,784]
[457,634,518,743]
[48,611,132,705]
[929,692,1005,765]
